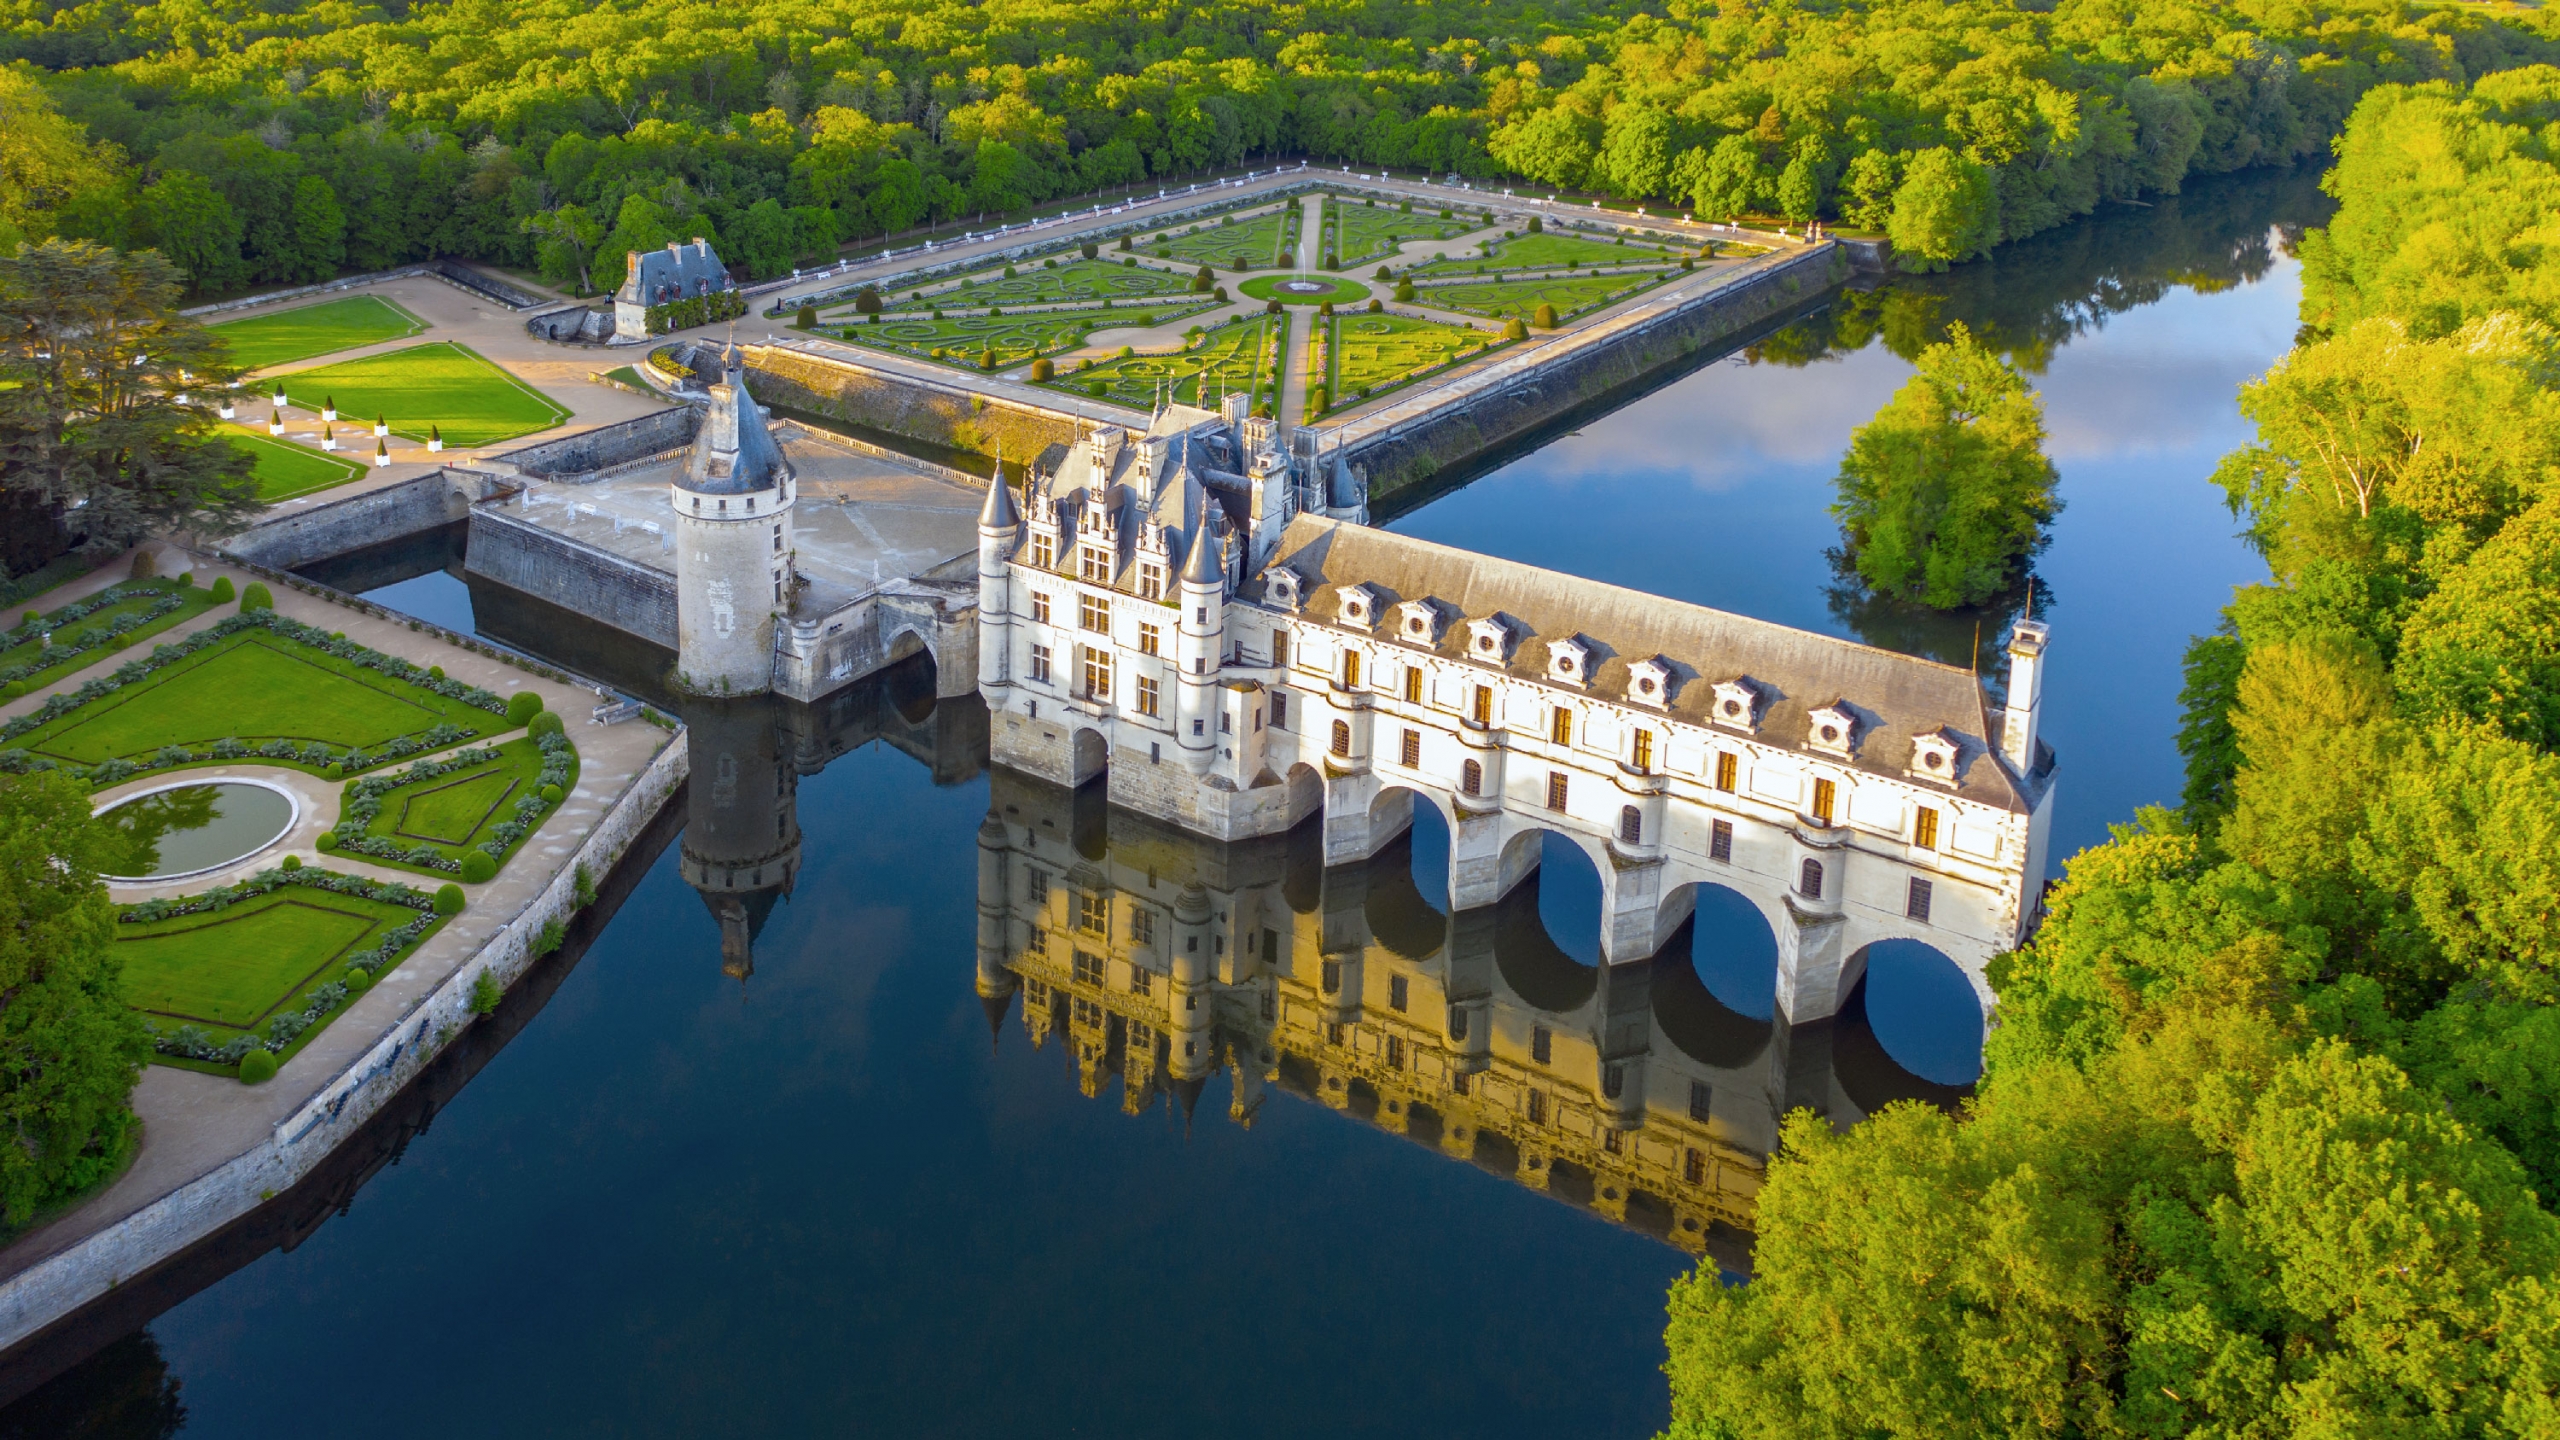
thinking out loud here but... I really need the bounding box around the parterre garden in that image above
[1326,314,1505,408]
[1409,229,1683,276]
[1047,314,1280,410]
[1151,209,1293,268]
[208,294,427,369]
[846,300,1218,368]
[1325,198,1481,265]
[1416,270,1675,322]
[876,257,1193,312]
[0,578,220,699]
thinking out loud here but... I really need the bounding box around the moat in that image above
[0,167,2322,1439]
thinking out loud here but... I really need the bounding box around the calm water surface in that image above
[1,168,2321,1440]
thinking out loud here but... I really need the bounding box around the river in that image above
[0,166,2324,1440]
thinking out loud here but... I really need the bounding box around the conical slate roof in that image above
[1181,516,1223,585]
[681,345,790,497]
[978,474,1020,529]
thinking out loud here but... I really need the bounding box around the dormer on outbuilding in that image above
[1710,679,1762,732]
[1909,728,1963,786]
[1807,701,1858,757]
[1336,584,1384,631]
[1626,656,1676,709]
[1546,635,1596,689]
[1394,599,1449,648]
[1464,616,1518,665]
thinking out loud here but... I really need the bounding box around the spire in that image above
[979,989,1013,1049]
[978,468,1020,528]
[1182,515,1222,586]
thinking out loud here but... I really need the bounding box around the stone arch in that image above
[1069,726,1109,787]
[1362,786,1453,958]
[1843,937,1985,1086]
[1663,877,1786,1022]
[884,624,931,666]
[882,645,937,724]
[1648,915,1772,1069]
[1830,970,1973,1117]
[1491,874,1599,1014]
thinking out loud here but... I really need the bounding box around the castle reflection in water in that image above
[669,653,1966,1275]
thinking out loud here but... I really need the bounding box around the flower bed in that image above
[330,730,577,875]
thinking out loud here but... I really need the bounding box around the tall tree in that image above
[0,770,149,1226]
[0,240,262,555]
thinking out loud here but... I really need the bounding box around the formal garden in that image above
[328,725,577,877]
[276,341,569,446]
[1324,197,1484,265]
[874,257,1195,312]
[208,294,428,369]
[1323,314,1507,410]
[228,429,366,500]
[842,299,1219,368]
[1045,314,1280,410]
[0,577,221,699]
[118,866,452,1075]
[1415,270,1677,323]
[1150,209,1294,268]
[1408,228,1684,276]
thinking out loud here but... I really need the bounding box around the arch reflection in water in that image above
[973,770,1970,1273]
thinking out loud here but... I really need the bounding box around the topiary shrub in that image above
[1320,302,1334,317]
[1394,281,1415,302]
[460,851,497,883]
[529,710,565,739]
[1534,303,1558,328]
[1030,357,1054,382]
[315,832,339,852]
[1,681,24,700]
[794,304,815,329]
[210,576,234,603]
[345,969,372,993]
[435,883,466,914]
[1080,242,1097,260]
[539,783,563,804]
[1368,299,1384,314]
[1527,215,1543,232]
[281,854,302,871]
[1503,317,1528,340]
[1266,299,1282,314]
[505,690,545,727]
[1309,385,1329,416]
[241,581,273,612]
[239,1050,277,1083]
[130,549,156,580]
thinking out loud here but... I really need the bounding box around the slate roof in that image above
[620,238,733,308]
[681,346,791,496]
[1261,516,2042,812]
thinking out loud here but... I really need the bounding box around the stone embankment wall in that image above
[219,469,509,572]
[1339,244,1850,504]
[0,731,687,1359]
[497,406,698,479]
[465,505,678,648]
[745,345,1086,464]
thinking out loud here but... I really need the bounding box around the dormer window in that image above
[1266,568,1305,611]
[1711,680,1760,731]
[1465,616,1515,664]
[1396,600,1444,647]
[1547,636,1594,689]
[1626,657,1673,709]
[1909,729,1962,785]
[1336,584,1382,631]
[1807,702,1857,757]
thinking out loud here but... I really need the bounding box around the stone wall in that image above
[465,505,678,647]
[1344,244,1850,504]
[745,346,1083,461]
[0,731,687,1358]
[496,405,698,479]
[219,469,500,572]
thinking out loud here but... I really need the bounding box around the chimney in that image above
[2000,619,2049,774]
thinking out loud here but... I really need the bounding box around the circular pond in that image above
[95,779,297,882]
[1239,274,1371,306]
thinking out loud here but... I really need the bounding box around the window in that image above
[1532,1025,1552,1064]
[1451,1071,1470,1096]
[1082,646,1112,701]
[1461,759,1483,796]
[1907,877,1934,922]
[1914,805,1940,849]
[1403,666,1423,703]
[1710,818,1733,862]
[1618,805,1642,844]
[1389,975,1408,1012]
[1400,728,1422,767]
[773,527,784,552]
[1079,593,1110,632]
[1331,720,1352,757]
[1449,1006,1468,1041]
[1072,950,1105,987]
[1031,532,1055,569]
[1603,1063,1624,1100]
[1811,777,1836,825]
[1137,622,1161,656]
[1072,997,1102,1027]
[1029,644,1052,682]
[1079,545,1111,582]
[1028,870,1050,903]
[1131,908,1154,945]
[1263,927,1279,963]
[1526,1089,1547,1124]
[1385,1035,1404,1070]
[1685,1148,1707,1185]
[1689,1079,1712,1122]
[1138,561,1165,599]
[1471,685,1492,724]
[1136,675,1160,717]
[1272,693,1289,729]
[1219,710,1231,733]
[1799,858,1824,899]
[1714,751,1737,791]
[1632,729,1654,772]
[1342,650,1362,688]
[1321,960,1341,994]
[1076,892,1109,937]
[1030,591,1051,624]
[1129,967,1153,996]
[1546,771,1569,812]
[1027,929,1048,957]
[1272,631,1290,668]
[1262,991,1277,1022]
[1551,708,1572,745]
[1326,1021,1344,1046]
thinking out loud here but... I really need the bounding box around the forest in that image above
[2,0,2556,299]
[1665,68,2560,1436]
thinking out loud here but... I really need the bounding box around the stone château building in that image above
[615,237,736,342]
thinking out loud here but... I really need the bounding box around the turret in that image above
[1169,884,1215,1084]
[677,697,800,986]
[671,345,795,695]
[975,812,1018,1048]
[2000,618,2049,776]
[977,476,1020,694]
[1175,519,1225,774]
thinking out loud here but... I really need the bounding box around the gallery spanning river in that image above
[0,168,2322,1439]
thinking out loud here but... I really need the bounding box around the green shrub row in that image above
[645,288,748,335]
[328,744,506,872]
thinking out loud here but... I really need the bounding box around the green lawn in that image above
[1152,211,1294,268]
[356,734,577,872]
[882,258,1193,312]
[850,301,1218,369]
[0,581,219,694]
[1326,199,1480,266]
[1240,274,1371,306]
[1047,316,1278,410]
[16,629,488,768]
[208,295,428,370]
[1330,314,1502,402]
[228,430,366,501]
[1411,230,1680,275]
[1415,270,1673,321]
[279,342,569,446]
[118,881,442,1070]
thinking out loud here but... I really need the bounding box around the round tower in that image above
[672,345,795,695]
[976,476,1020,695]
[677,696,801,985]
[1175,520,1225,774]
